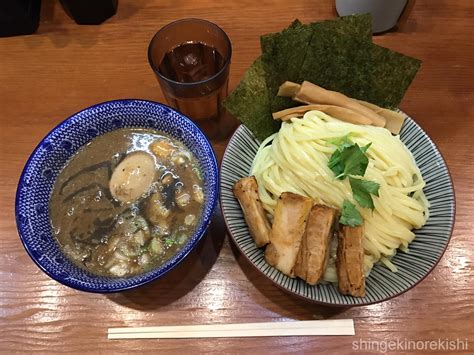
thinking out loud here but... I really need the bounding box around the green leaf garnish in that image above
[349,177,380,209]
[340,200,363,227]
[328,143,371,179]
[327,149,345,177]
[360,142,371,153]
[164,238,174,248]
[326,134,352,146]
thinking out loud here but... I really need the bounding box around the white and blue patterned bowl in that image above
[16,99,219,293]
[221,117,455,306]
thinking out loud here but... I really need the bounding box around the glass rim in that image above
[147,18,232,87]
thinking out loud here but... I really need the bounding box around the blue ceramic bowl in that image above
[15,99,219,293]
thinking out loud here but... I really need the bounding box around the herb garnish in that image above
[328,141,380,226]
[349,177,380,210]
[328,142,371,179]
[340,200,363,227]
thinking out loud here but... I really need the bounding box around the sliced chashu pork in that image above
[294,205,338,285]
[337,225,365,297]
[265,192,313,276]
[233,176,271,247]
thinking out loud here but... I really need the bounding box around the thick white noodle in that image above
[251,111,429,282]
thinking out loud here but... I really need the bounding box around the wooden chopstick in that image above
[108,319,355,339]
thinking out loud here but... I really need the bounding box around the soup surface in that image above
[49,128,204,277]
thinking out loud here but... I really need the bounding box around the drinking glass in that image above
[148,18,232,137]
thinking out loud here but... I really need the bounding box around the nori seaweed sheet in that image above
[223,57,281,142]
[260,15,373,112]
[368,44,422,109]
[260,19,313,112]
[298,14,373,101]
[225,14,421,142]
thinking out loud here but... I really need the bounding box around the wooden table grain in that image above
[1,0,473,353]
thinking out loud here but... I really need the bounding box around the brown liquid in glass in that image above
[158,42,227,125]
[159,42,225,83]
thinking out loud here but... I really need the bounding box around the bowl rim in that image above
[15,99,219,293]
[219,120,456,306]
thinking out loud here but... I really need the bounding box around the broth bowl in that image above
[15,99,219,293]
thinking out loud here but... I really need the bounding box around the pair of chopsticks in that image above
[108,319,354,339]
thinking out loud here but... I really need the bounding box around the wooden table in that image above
[1,0,473,353]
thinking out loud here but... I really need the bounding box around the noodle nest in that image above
[251,110,429,282]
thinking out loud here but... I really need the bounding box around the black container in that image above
[60,0,118,25]
[0,0,41,37]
